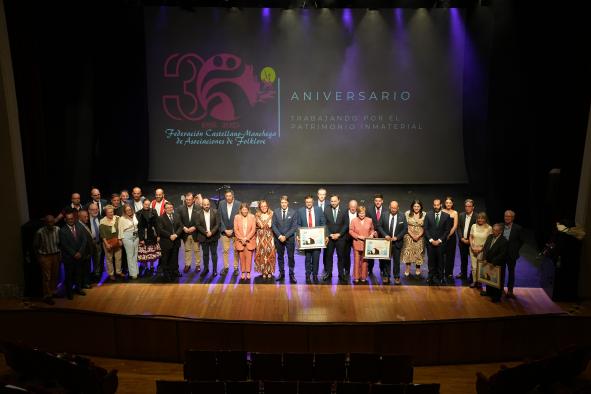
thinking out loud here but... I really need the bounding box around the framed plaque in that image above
[297,226,326,250]
[363,238,391,259]
[477,260,501,288]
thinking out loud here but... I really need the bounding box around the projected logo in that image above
[162,53,276,122]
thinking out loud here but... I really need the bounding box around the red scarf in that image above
[150,199,168,216]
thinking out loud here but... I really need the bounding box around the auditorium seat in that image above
[251,352,283,381]
[188,380,226,394]
[263,380,298,394]
[226,380,259,394]
[380,354,414,384]
[156,380,188,394]
[335,381,370,394]
[216,351,249,381]
[347,353,381,383]
[299,380,333,394]
[369,383,406,394]
[405,383,441,393]
[314,353,347,381]
[183,350,217,381]
[283,353,315,381]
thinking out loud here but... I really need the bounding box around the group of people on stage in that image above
[33,186,524,305]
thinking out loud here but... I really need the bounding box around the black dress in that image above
[137,208,161,262]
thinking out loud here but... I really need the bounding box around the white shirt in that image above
[463,213,473,239]
[348,211,357,224]
[389,213,398,236]
[154,200,163,215]
[227,202,233,220]
[318,201,325,212]
[133,200,143,212]
[204,210,211,232]
[187,205,193,221]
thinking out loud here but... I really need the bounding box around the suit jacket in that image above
[377,211,407,248]
[483,234,508,266]
[234,213,257,251]
[79,222,96,257]
[316,200,327,213]
[457,212,477,240]
[85,199,108,217]
[271,207,298,240]
[157,213,183,250]
[296,206,326,228]
[218,199,241,233]
[177,204,201,241]
[365,205,386,230]
[349,217,374,252]
[59,223,87,262]
[424,210,451,244]
[195,209,220,243]
[323,205,349,238]
[506,223,524,261]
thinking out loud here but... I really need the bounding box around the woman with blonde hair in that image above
[254,200,276,280]
[469,211,492,288]
[99,205,122,281]
[348,206,375,284]
[234,202,256,281]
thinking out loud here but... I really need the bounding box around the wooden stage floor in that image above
[35,283,564,323]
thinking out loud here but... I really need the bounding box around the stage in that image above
[35,283,563,323]
[2,282,589,367]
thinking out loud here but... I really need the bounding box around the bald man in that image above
[150,188,169,216]
[85,188,107,218]
[377,201,407,285]
[56,193,83,222]
[130,187,145,212]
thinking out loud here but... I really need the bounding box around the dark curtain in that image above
[5,2,149,220]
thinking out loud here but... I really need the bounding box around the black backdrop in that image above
[5,1,590,246]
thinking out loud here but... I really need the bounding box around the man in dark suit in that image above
[158,202,183,281]
[195,198,220,277]
[503,210,524,298]
[178,192,201,273]
[323,194,349,283]
[296,195,327,283]
[77,209,95,289]
[85,188,108,218]
[377,200,407,285]
[59,211,87,299]
[218,190,241,276]
[456,198,476,281]
[272,195,298,283]
[423,198,451,285]
[365,193,386,277]
[481,223,509,302]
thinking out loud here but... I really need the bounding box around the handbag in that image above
[106,237,120,250]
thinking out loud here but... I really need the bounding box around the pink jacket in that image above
[234,213,256,251]
[349,217,375,252]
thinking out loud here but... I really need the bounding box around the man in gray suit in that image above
[218,189,241,276]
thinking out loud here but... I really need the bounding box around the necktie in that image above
[389,215,394,235]
[92,218,99,241]
[333,208,337,222]
[70,225,77,240]
[490,236,497,249]
[435,213,440,226]
[169,214,174,227]
[282,210,286,221]
[376,208,381,221]
[308,209,313,227]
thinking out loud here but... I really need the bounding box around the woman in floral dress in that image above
[254,200,276,280]
[401,199,426,278]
